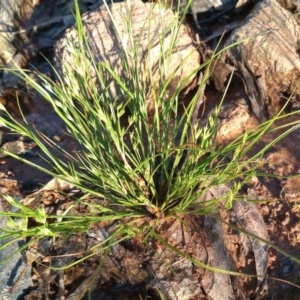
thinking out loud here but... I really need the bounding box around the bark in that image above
[0,0,44,66]
[223,0,300,120]
[54,0,200,110]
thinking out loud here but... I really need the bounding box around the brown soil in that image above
[1,1,300,299]
[1,81,300,299]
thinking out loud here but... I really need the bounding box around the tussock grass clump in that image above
[1,0,300,290]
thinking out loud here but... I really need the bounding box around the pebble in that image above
[0,187,8,194]
[261,204,269,214]
[281,213,291,226]
[52,135,63,142]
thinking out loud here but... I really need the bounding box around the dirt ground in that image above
[1,81,300,299]
[1,0,300,298]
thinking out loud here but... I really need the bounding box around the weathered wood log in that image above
[54,0,200,109]
[0,0,26,67]
[220,0,300,121]
[0,0,110,68]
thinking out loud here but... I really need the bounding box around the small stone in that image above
[282,213,291,226]
[52,135,63,142]
[0,140,25,158]
[0,187,8,194]
[261,204,269,214]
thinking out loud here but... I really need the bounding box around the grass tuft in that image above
[0,0,300,295]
